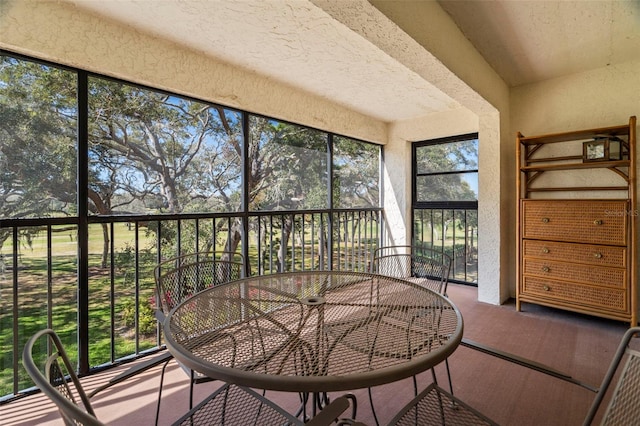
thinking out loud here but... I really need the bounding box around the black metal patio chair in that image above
[88,251,245,424]
[368,245,454,425]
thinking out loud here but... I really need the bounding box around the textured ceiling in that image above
[68,0,460,123]
[66,0,640,122]
[439,0,640,86]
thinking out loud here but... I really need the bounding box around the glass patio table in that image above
[163,270,463,393]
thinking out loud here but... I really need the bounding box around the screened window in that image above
[1,54,381,222]
[248,116,328,211]
[414,136,478,203]
[333,136,380,208]
[412,133,478,285]
[88,77,243,215]
[0,57,78,219]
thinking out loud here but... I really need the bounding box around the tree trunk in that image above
[221,217,243,271]
[101,223,109,268]
[278,216,293,272]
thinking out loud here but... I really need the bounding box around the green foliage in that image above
[0,56,78,224]
[333,136,380,208]
[415,139,478,202]
[115,242,135,267]
[120,296,156,336]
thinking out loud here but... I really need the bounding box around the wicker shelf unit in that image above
[516,116,637,326]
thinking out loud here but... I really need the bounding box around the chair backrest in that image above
[584,326,640,426]
[371,245,452,295]
[22,329,104,426]
[154,251,245,315]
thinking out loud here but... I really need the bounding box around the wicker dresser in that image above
[516,117,637,325]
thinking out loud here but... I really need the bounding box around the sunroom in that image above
[1,1,639,425]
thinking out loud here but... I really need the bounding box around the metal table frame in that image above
[163,271,463,394]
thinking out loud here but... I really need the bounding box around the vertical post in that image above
[515,132,523,312]
[327,134,334,270]
[628,116,637,326]
[12,228,19,394]
[77,72,90,374]
[241,112,250,277]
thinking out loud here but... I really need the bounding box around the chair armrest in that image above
[460,338,598,392]
[155,309,166,323]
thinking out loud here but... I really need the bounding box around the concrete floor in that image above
[2,283,630,426]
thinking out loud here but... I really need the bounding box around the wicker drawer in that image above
[522,240,626,268]
[521,276,627,313]
[522,200,627,245]
[523,258,625,288]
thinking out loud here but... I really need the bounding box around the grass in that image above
[0,224,160,396]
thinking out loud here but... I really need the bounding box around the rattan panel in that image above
[522,276,627,313]
[522,200,627,245]
[522,240,626,268]
[523,258,626,288]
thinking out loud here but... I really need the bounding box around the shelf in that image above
[527,186,629,192]
[519,124,630,145]
[521,160,630,173]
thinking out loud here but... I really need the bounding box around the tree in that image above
[415,140,477,202]
[251,120,329,271]
[0,56,78,251]
[333,136,379,209]
[1,54,381,272]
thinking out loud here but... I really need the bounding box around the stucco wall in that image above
[511,60,640,136]
[363,0,510,304]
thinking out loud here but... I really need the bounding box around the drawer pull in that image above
[541,266,550,273]
[543,285,551,291]
[541,218,550,223]
[593,219,603,225]
[593,252,603,259]
[542,247,549,254]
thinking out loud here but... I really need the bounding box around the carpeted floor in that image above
[2,283,633,426]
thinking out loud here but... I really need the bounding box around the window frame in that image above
[412,133,479,210]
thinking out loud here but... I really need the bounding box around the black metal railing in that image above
[413,207,478,285]
[0,207,382,400]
